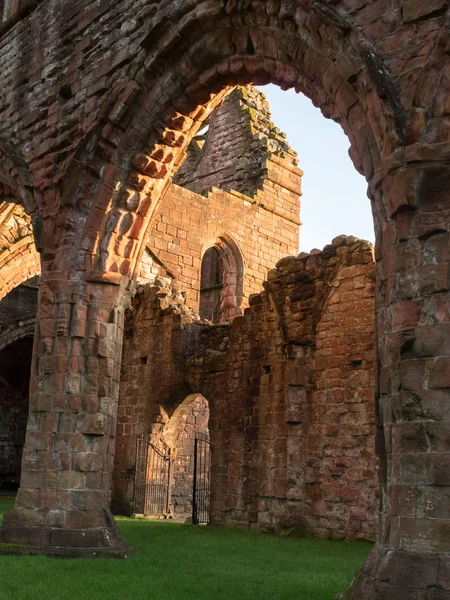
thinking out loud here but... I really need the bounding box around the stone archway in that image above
[0,202,40,301]
[161,394,210,520]
[0,4,447,596]
[87,7,448,595]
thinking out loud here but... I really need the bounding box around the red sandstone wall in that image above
[174,87,300,209]
[115,236,377,541]
[145,182,300,312]
[136,87,302,315]
[304,249,377,539]
[112,283,209,515]
[188,237,377,540]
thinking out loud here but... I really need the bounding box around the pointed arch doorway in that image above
[133,394,211,523]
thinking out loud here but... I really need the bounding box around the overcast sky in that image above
[258,85,374,253]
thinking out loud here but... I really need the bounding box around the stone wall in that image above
[0,83,303,522]
[174,86,300,205]
[189,236,377,540]
[145,181,300,313]
[305,244,377,539]
[139,87,302,316]
[114,236,377,541]
[112,282,209,515]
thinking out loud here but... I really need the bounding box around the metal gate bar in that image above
[192,433,211,524]
[133,434,172,517]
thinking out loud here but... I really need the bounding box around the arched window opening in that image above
[199,247,223,323]
[199,236,244,324]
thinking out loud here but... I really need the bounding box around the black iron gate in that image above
[133,435,172,517]
[192,433,211,524]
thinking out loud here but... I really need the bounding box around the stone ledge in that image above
[0,526,132,559]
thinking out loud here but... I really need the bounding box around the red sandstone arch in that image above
[160,393,210,519]
[0,142,41,285]
[71,0,449,298]
[0,242,40,301]
[66,0,415,279]
[0,203,40,301]
[75,4,447,596]
[0,320,36,353]
[161,393,209,448]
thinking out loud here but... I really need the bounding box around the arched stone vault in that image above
[0,202,40,301]
[84,3,405,280]
[0,2,447,596]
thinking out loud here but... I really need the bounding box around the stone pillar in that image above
[343,163,450,597]
[0,270,132,557]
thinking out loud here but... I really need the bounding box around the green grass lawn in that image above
[0,496,370,600]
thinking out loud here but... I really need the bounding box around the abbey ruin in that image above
[0,2,448,599]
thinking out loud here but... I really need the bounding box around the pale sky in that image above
[258,85,375,253]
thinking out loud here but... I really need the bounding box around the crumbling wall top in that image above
[174,86,300,198]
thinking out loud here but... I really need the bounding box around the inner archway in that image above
[0,277,37,492]
[132,393,210,523]
[162,394,210,521]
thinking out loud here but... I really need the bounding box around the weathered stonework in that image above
[0,0,447,595]
[139,87,302,314]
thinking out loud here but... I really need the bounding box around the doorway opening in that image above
[0,337,33,492]
[0,278,37,493]
[133,394,211,523]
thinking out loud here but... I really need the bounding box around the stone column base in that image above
[0,508,132,558]
[334,544,450,599]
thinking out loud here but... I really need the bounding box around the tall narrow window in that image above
[199,235,244,324]
[199,247,223,323]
